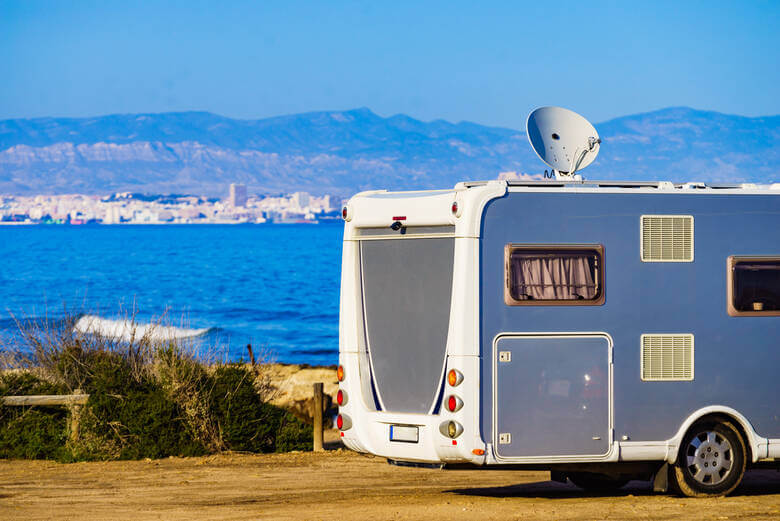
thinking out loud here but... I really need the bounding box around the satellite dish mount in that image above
[526,106,602,180]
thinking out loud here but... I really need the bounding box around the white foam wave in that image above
[73,315,210,342]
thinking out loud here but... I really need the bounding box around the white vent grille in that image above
[640,215,694,262]
[641,334,694,381]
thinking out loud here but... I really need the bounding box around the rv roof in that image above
[462,179,780,191]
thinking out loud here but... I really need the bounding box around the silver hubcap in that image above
[685,430,733,486]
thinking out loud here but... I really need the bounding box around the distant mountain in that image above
[0,107,778,196]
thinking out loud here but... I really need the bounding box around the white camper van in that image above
[336,108,780,497]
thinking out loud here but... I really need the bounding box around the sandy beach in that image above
[2,448,780,521]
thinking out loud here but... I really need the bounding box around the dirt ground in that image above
[2,436,779,521]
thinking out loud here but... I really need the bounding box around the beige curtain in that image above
[511,254,598,300]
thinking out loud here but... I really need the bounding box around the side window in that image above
[504,245,605,306]
[727,256,780,316]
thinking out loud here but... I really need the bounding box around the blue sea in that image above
[0,224,343,365]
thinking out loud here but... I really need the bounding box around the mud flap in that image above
[652,462,669,493]
[550,470,568,484]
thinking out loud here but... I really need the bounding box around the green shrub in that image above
[209,365,313,453]
[0,313,318,460]
[210,365,279,452]
[275,412,313,452]
[0,372,70,460]
[75,349,206,460]
[153,344,221,452]
[0,371,67,396]
[0,408,70,460]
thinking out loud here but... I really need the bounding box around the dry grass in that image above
[0,308,310,460]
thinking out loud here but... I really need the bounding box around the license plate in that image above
[389,425,419,443]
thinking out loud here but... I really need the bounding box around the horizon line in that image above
[2,105,779,132]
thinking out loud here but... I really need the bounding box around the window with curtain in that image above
[505,245,604,305]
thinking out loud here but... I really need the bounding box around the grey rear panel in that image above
[360,238,454,413]
[495,335,611,458]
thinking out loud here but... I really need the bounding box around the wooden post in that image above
[246,343,256,365]
[313,382,324,452]
[69,388,84,443]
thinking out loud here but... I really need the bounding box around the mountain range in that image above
[0,107,778,196]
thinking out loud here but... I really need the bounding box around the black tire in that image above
[672,420,746,497]
[567,472,629,492]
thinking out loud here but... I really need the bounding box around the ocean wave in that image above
[73,315,212,342]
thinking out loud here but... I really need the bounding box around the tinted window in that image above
[732,259,780,313]
[506,246,604,305]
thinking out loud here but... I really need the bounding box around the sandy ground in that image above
[265,364,338,422]
[2,436,780,521]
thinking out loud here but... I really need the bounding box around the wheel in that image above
[567,472,629,492]
[672,420,746,497]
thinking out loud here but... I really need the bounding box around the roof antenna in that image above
[526,107,601,181]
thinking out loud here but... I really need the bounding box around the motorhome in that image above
[335,108,780,497]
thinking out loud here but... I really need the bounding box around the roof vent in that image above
[641,334,694,381]
[640,215,694,262]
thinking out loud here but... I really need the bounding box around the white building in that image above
[291,191,310,210]
[229,183,248,207]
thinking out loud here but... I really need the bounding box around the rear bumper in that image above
[338,352,486,465]
[341,409,485,465]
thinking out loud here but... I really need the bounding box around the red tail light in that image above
[337,389,348,406]
[446,395,463,412]
[342,207,348,220]
[337,413,352,430]
[451,201,458,214]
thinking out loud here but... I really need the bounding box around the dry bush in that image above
[0,308,310,461]
[152,341,224,453]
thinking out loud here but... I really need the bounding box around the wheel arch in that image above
[667,406,765,464]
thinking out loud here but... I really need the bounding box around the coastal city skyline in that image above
[0,183,343,225]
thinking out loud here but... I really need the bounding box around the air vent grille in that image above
[641,334,694,381]
[640,215,694,262]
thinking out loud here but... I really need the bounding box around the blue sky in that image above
[1,0,778,128]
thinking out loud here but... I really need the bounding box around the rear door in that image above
[493,334,612,459]
[360,234,454,414]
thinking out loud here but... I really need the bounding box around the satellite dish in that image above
[526,106,601,177]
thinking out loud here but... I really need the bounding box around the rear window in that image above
[505,245,605,306]
[360,237,454,413]
[728,256,780,316]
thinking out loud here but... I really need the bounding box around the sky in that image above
[1,0,779,128]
